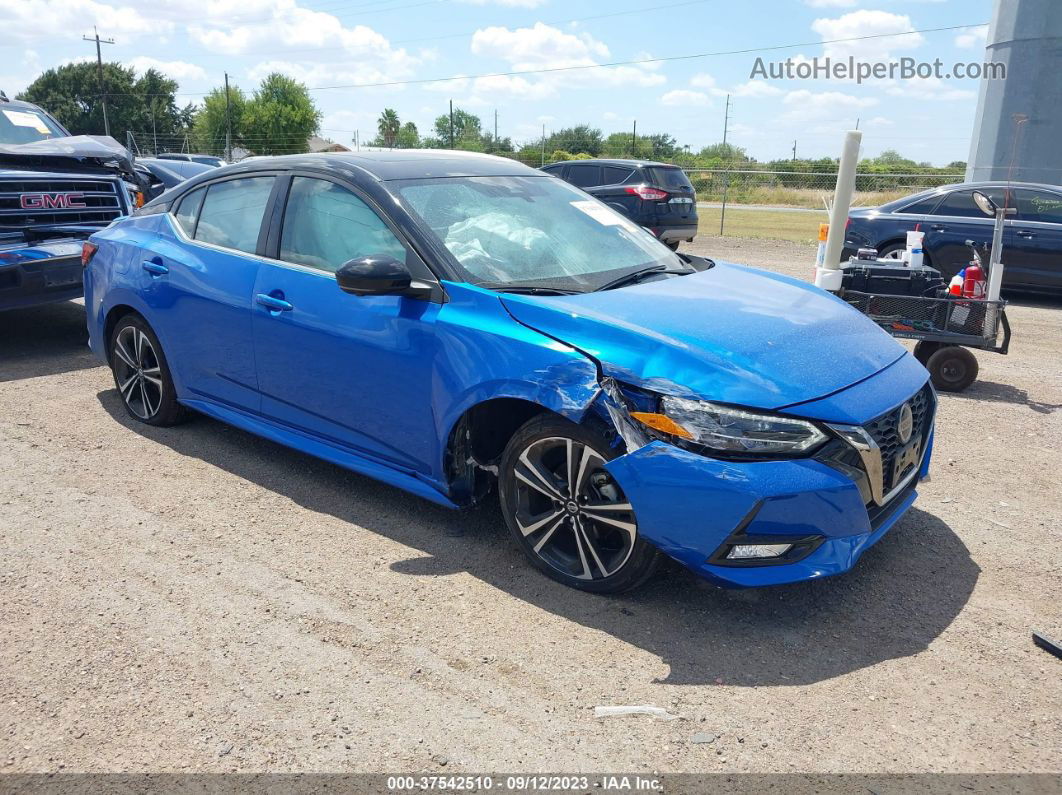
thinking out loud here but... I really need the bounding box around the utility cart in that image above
[835,188,1014,393]
[840,289,1010,392]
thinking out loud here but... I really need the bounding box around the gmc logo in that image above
[20,192,87,210]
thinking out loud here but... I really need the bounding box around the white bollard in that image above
[815,130,862,291]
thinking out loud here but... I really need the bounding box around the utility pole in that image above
[83,27,115,137]
[224,72,233,163]
[631,120,637,157]
[721,94,731,148]
[792,139,797,161]
[541,123,546,167]
[151,99,158,155]
[494,109,498,151]
[449,100,455,149]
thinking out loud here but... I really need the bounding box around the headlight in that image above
[634,396,827,456]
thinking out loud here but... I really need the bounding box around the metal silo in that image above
[966,0,1062,185]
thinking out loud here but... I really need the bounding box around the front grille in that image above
[0,178,123,227]
[863,383,935,493]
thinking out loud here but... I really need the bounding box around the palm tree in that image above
[378,108,400,149]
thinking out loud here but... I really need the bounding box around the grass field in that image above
[698,207,828,243]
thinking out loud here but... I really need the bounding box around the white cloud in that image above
[689,73,780,98]
[471,23,609,66]
[661,89,710,107]
[804,0,857,7]
[127,57,207,81]
[0,0,163,41]
[461,23,663,101]
[780,89,877,124]
[882,76,975,102]
[954,26,988,49]
[811,10,923,60]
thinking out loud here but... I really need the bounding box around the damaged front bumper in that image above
[605,437,931,587]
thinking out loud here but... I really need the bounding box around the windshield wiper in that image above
[480,284,584,296]
[594,264,691,292]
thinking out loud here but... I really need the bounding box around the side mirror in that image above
[972,190,998,217]
[335,255,432,299]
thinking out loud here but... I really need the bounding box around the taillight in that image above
[134,191,145,208]
[845,217,852,230]
[81,242,98,268]
[625,185,669,201]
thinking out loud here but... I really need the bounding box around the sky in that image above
[1,0,995,165]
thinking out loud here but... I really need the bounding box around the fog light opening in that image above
[726,543,793,560]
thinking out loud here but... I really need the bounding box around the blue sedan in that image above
[84,151,934,593]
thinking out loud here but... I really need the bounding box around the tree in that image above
[396,121,419,148]
[431,107,483,149]
[377,108,400,148]
[697,142,750,163]
[241,73,321,156]
[541,125,603,157]
[192,84,247,156]
[17,62,194,143]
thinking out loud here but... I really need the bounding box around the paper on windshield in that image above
[3,110,51,135]
[570,200,624,226]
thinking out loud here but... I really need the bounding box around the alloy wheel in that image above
[510,436,637,581]
[112,325,164,420]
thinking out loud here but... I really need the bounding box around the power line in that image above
[100,21,988,99]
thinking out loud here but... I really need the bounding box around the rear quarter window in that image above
[645,167,693,189]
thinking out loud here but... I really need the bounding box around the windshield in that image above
[0,106,67,145]
[394,175,682,290]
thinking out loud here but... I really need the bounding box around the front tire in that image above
[498,415,659,593]
[108,314,186,426]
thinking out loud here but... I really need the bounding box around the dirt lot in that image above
[1,236,1060,775]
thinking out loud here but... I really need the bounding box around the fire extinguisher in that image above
[963,249,987,299]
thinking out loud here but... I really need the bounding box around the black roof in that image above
[545,158,677,169]
[215,150,544,182]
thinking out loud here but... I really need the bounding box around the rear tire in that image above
[925,345,979,392]
[913,340,942,366]
[664,240,680,251]
[498,415,660,593]
[108,314,187,426]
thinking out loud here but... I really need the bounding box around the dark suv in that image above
[541,159,697,249]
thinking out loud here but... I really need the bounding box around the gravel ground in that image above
[1,236,1060,775]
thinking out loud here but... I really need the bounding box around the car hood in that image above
[499,261,906,411]
[0,135,137,179]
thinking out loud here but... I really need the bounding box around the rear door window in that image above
[1013,189,1062,224]
[601,166,634,185]
[194,176,275,255]
[645,167,693,189]
[566,165,602,188]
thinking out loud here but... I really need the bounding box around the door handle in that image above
[930,224,946,231]
[141,260,169,276]
[255,293,293,312]
[1017,230,1036,239]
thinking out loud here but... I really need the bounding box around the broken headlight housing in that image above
[634,396,828,457]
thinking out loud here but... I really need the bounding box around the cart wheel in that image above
[913,341,942,366]
[926,345,979,392]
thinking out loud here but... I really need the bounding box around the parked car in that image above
[1,94,136,311]
[156,152,226,168]
[85,151,933,593]
[843,181,1062,294]
[541,158,697,250]
[136,157,216,190]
